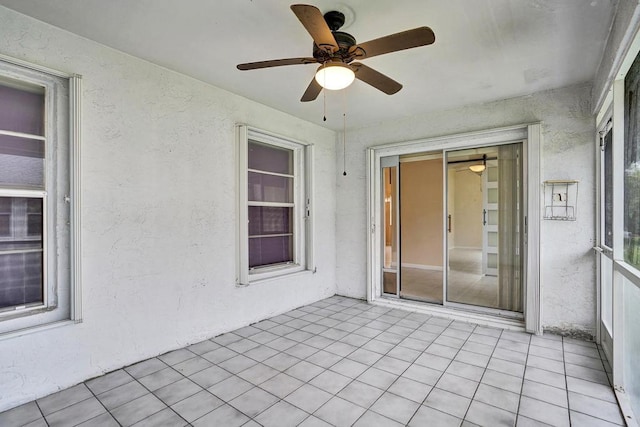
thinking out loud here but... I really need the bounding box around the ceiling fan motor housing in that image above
[312,11,363,63]
[313,31,358,62]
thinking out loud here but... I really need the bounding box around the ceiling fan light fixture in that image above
[315,62,355,90]
[469,164,486,173]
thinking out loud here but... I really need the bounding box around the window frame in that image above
[237,125,313,285]
[0,53,82,337]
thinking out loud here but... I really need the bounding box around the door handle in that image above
[483,209,487,226]
[593,246,613,256]
[448,215,452,233]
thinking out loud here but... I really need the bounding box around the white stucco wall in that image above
[0,7,337,411]
[335,83,596,334]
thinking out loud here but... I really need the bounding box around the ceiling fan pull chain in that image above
[323,61,327,121]
[343,88,347,176]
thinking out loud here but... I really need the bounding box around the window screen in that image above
[625,50,640,270]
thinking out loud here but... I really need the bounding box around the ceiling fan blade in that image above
[354,27,435,59]
[291,4,339,53]
[237,57,316,70]
[301,77,322,102]
[351,63,402,95]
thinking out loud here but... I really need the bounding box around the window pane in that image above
[248,141,293,175]
[248,172,293,203]
[249,236,293,268]
[0,252,43,309]
[248,206,292,236]
[0,134,44,187]
[604,129,613,248]
[27,199,43,236]
[0,198,10,236]
[0,78,45,136]
[0,197,44,310]
[0,197,43,249]
[625,51,640,269]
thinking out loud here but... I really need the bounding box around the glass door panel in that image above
[382,160,399,295]
[446,143,524,313]
[399,157,444,303]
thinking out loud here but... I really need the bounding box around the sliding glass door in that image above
[379,142,524,316]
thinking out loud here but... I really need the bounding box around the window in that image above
[0,56,81,335]
[237,125,313,284]
[625,50,640,270]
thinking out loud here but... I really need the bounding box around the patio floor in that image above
[0,296,625,426]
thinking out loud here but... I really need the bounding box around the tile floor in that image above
[0,296,626,427]
[394,249,499,309]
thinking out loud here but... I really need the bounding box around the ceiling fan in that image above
[236,4,435,102]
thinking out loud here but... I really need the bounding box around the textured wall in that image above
[0,7,336,411]
[335,83,596,334]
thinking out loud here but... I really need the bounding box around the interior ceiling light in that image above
[468,154,487,173]
[315,62,355,90]
[469,164,486,173]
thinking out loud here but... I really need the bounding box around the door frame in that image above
[595,96,613,361]
[366,123,542,333]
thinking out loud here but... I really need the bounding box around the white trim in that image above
[525,124,542,335]
[366,148,375,303]
[247,202,295,208]
[305,144,315,273]
[614,389,639,427]
[0,319,76,341]
[612,78,625,390]
[0,53,73,78]
[595,99,613,346]
[0,129,46,141]
[596,89,614,129]
[0,189,46,197]
[373,123,529,157]
[0,249,43,255]
[236,125,249,286]
[69,74,82,322]
[616,19,640,81]
[247,169,294,179]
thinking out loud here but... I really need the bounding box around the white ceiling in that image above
[0,0,616,130]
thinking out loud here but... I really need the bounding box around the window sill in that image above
[0,318,80,342]
[237,268,315,287]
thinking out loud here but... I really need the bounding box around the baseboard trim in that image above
[401,263,443,271]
